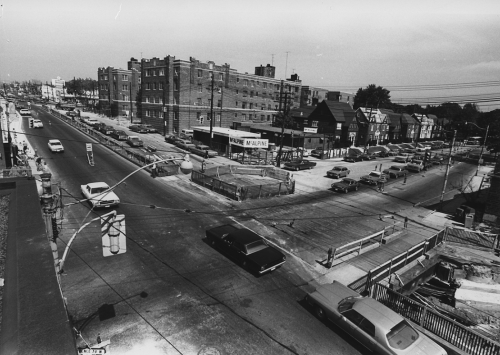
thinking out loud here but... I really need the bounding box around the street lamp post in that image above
[439,130,456,211]
[466,122,490,176]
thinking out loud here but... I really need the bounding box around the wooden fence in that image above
[372,283,500,355]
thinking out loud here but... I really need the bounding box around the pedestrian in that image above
[403,174,407,185]
[381,181,385,192]
[36,157,42,171]
[404,216,408,229]
[327,247,333,268]
[23,141,28,154]
[205,150,209,159]
[96,333,102,344]
[151,162,157,178]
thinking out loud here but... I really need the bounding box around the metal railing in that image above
[372,283,500,355]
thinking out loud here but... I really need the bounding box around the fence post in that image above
[420,306,427,326]
[358,240,363,255]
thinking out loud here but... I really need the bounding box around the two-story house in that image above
[379,109,403,143]
[355,107,389,146]
[400,113,419,143]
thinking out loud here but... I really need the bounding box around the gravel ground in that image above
[0,195,9,334]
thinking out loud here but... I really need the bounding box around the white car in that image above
[81,182,120,208]
[48,139,64,153]
[33,119,43,128]
[20,108,31,116]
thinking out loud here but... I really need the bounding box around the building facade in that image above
[412,113,434,140]
[97,58,141,120]
[379,109,402,143]
[355,107,389,146]
[140,56,302,136]
[400,113,419,143]
[326,91,354,107]
[300,86,329,107]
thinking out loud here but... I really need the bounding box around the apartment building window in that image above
[242,114,247,121]
[236,77,240,83]
[295,87,299,93]
[235,101,238,107]
[336,123,342,130]
[102,75,108,80]
[122,105,128,111]
[174,79,179,91]
[255,92,259,97]
[261,115,265,121]
[242,91,247,97]
[251,80,254,87]
[113,75,117,81]
[144,97,149,103]
[122,74,128,81]
[122,84,128,91]
[256,81,260,86]
[197,112,203,124]
[216,113,221,122]
[249,103,253,109]
[208,99,211,107]
[153,82,157,90]
[154,70,159,76]
[146,70,151,77]
[145,110,150,117]
[198,69,202,78]
[267,115,271,121]
[159,97,163,104]
[145,83,150,90]
[197,98,202,105]
[198,83,202,93]
[243,79,248,86]
[174,69,178,76]
[263,82,267,89]
[268,104,272,110]
[217,100,221,108]
[174,111,179,120]
[113,84,117,91]
[159,111,163,118]
[219,73,223,81]
[123,95,129,101]
[208,71,213,80]
[261,105,265,110]
[159,69,164,76]
[250,91,254,98]
[159,82,164,90]
[312,121,318,127]
[173,97,177,105]
[156,96,160,103]
[235,90,239,95]
[242,102,246,109]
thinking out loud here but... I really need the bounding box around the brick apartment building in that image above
[299,87,354,108]
[97,58,141,120]
[140,56,302,135]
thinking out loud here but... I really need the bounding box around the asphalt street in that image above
[25,106,370,355]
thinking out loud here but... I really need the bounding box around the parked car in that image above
[81,182,120,208]
[382,165,407,178]
[284,159,317,171]
[65,111,78,117]
[305,281,447,355]
[110,130,128,141]
[129,124,148,133]
[86,118,100,127]
[327,166,350,179]
[48,139,64,153]
[174,139,192,148]
[331,178,359,193]
[394,155,411,163]
[177,141,196,151]
[33,119,43,128]
[359,153,377,161]
[406,160,424,172]
[205,224,286,274]
[311,147,328,158]
[181,129,194,139]
[189,144,218,158]
[126,135,143,147]
[360,171,386,185]
[431,155,444,165]
[99,125,115,135]
[80,115,90,122]
[165,135,182,144]
[139,124,159,133]
[344,155,363,163]
[20,108,31,116]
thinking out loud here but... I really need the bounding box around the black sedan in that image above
[284,159,317,171]
[343,155,362,163]
[331,178,360,193]
[359,153,377,160]
[206,225,286,274]
[129,124,149,133]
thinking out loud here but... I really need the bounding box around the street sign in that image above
[86,143,92,152]
[304,127,317,133]
[101,214,126,257]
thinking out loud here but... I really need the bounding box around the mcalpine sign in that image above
[229,137,269,148]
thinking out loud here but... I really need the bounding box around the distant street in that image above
[26,106,369,355]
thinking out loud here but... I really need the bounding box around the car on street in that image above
[33,119,43,128]
[165,135,181,144]
[48,139,64,153]
[360,171,386,185]
[65,111,78,117]
[99,125,115,135]
[406,160,424,172]
[177,141,196,151]
[189,144,218,158]
[86,118,100,127]
[126,135,143,147]
[110,130,128,141]
[20,108,31,116]
[382,165,407,178]
[284,159,317,171]
[205,224,286,274]
[129,124,149,133]
[311,146,328,158]
[305,281,447,355]
[327,166,350,179]
[81,182,120,208]
[331,178,359,193]
[139,124,159,133]
[359,153,377,161]
[344,155,363,163]
[174,139,192,148]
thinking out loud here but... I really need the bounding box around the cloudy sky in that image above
[1,0,499,110]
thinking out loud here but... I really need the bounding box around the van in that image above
[181,129,194,138]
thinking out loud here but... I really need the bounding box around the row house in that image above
[400,113,419,143]
[303,101,358,148]
[412,113,434,140]
[430,115,448,139]
[140,56,302,135]
[355,107,389,146]
[97,58,141,119]
[379,109,402,142]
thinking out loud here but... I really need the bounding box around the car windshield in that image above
[246,240,268,254]
[50,142,61,146]
[386,320,419,350]
[338,296,359,313]
[91,187,108,194]
[369,172,380,177]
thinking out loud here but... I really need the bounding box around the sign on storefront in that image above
[303,127,317,133]
[229,137,268,148]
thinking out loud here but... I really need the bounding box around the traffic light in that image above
[51,216,59,241]
[29,118,34,128]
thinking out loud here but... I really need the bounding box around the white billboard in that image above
[229,137,269,148]
[304,127,317,133]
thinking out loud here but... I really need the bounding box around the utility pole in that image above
[276,81,285,167]
[40,173,61,281]
[129,80,133,124]
[439,130,456,211]
[209,72,215,147]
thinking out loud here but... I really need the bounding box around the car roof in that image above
[332,166,345,169]
[230,229,262,244]
[342,178,356,182]
[48,139,61,144]
[86,182,110,188]
[353,297,403,332]
[128,135,139,138]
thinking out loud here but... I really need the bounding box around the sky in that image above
[1,0,500,110]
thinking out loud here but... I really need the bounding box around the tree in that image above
[135,89,142,119]
[353,84,392,109]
